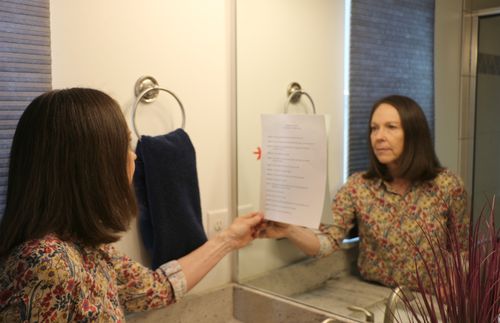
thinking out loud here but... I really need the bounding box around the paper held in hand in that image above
[260,114,327,229]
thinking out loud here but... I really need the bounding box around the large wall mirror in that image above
[234,0,499,321]
[236,0,346,281]
[236,0,383,321]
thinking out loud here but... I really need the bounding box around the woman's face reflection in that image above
[370,103,405,171]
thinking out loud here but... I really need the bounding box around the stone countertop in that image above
[241,242,398,323]
[241,241,360,297]
[293,275,392,323]
[126,283,357,323]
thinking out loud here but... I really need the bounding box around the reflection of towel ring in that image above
[284,82,316,114]
[131,76,186,138]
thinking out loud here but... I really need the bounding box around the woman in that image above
[259,95,468,290]
[0,88,263,321]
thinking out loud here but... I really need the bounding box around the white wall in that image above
[50,0,233,292]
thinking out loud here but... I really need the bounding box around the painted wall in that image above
[472,0,500,10]
[50,0,233,292]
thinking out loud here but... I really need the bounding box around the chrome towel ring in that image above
[284,82,316,114]
[131,76,186,138]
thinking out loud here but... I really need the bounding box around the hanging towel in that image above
[133,128,207,269]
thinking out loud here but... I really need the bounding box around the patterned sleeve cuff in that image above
[158,260,187,301]
[316,232,335,258]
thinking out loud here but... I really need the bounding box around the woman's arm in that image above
[113,212,263,313]
[258,222,321,256]
[445,171,469,250]
[178,212,263,290]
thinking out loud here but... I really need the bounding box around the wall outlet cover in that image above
[207,209,228,238]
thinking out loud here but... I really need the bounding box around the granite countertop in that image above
[241,242,397,323]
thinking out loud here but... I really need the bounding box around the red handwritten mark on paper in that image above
[253,146,262,160]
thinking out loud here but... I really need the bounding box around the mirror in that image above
[236,1,381,320]
[236,0,346,284]
[235,0,478,321]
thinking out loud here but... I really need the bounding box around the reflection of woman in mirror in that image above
[0,88,263,321]
[259,95,468,290]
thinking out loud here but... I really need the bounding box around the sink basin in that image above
[126,283,358,323]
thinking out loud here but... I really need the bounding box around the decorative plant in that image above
[393,197,500,323]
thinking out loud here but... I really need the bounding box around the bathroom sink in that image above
[126,283,358,323]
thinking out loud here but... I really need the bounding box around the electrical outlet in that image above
[207,209,228,238]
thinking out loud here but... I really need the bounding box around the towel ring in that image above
[131,76,186,138]
[284,82,316,114]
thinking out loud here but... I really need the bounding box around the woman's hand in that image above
[257,220,292,239]
[220,212,264,250]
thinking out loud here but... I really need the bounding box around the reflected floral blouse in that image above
[0,234,187,322]
[317,169,468,290]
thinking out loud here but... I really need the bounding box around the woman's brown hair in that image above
[0,88,137,256]
[364,95,442,182]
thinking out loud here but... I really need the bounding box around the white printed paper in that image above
[261,114,327,228]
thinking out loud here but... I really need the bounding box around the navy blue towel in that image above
[133,128,207,269]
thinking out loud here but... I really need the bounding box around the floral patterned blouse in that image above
[0,234,187,322]
[317,169,468,290]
